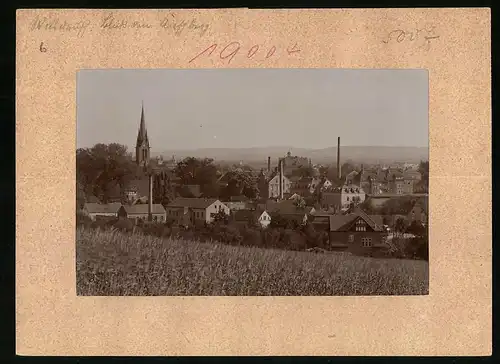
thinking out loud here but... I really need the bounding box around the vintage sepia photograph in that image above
[76,69,429,296]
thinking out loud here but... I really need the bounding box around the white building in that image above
[83,202,122,221]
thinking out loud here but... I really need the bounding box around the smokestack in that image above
[279,158,284,200]
[267,156,271,173]
[148,173,153,221]
[337,136,341,180]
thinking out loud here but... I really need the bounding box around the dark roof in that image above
[84,202,122,213]
[230,195,249,202]
[233,209,260,221]
[269,202,314,216]
[167,197,219,209]
[329,210,384,232]
[121,204,166,214]
[328,214,357,231]
[403,170,422,179]
[87,195,100,203]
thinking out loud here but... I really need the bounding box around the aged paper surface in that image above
[16,8,491,356]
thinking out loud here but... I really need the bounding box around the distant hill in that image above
[153,146,429,164]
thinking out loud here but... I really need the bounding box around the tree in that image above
[174,157,219,197]
[380,196,415,215]
[291,166,314,178]
[221,170,259,200]
[418,160,429,181]
[269,213,289,229]
[76,143,137,203]
[406,220,427,237]
[394,217,407,237]
[212,210,229,225]
[76,180,87,209]
[153,173,176,206]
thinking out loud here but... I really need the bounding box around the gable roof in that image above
[121,204,166,214]
[329,209,384,232]
[84,202,122,214]
[268,174,291,184]
[167,197,219,209]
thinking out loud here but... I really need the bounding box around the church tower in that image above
[135,102,150,168]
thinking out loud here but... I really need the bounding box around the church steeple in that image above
[135,102,150,167]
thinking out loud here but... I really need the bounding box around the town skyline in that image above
[77,69,429,151]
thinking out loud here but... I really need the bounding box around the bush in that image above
[241,227,262,247]
[113,218,135,233]
[261,228,282,248]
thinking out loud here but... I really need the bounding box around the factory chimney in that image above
[267,156,271,174]
[148,173,153,221]
[279,158,284,200]
[337,136,341,180]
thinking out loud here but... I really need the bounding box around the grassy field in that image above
[76,227,429,296]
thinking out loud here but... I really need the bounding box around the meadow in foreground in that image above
[76,227,429,296]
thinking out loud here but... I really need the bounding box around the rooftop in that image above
[167,197,219,209]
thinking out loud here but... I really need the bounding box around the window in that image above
[362,237,372,247]
[160,216,164,222]
[346,197,350,201]
[348,234,354,243]
[153,216,157,222]
[356,219,366,232]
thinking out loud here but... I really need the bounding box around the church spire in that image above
[136,101,148,147]
[135,102,150,167]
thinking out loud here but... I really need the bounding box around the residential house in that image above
[267,173,292,199]
[403,169,422,181]
[124,177,150,203]
[328,209,387,253]
[165,198,230,226]
[315,177,333,192]
[232,209,272,228]
[267,201,316,226]
[388,176,405,195]
[83,202,122,221]
[224,199,248,211]
[117,204,167,223]
[290,176,332,197]
[408,196,428,225]
[290,176,313,196]
[320,183,366,211]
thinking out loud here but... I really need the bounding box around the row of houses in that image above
[82,193,428,251]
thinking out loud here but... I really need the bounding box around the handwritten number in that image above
[39,42,47,52]
[382,26,439,51]
[188,43,217,63]
[220,42,240,64]
[189,42,299,64]
[265,46,276,59]
[247,45,259,58]
[287,42,301,55]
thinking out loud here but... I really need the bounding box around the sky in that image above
[76,69,428,151]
